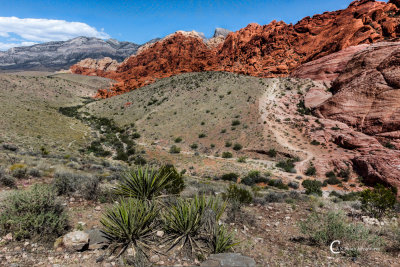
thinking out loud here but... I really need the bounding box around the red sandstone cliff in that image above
[70,0,400,98]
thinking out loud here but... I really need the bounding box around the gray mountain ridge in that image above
[0,36,142,71]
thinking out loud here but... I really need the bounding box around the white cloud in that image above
[0,16,109,43]
[0,41,37,51]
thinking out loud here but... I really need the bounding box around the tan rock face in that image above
[70,57,120,76]
[70,0,400,98]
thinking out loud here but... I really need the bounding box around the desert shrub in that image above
[101,198,158,254]
[190,143,198,149]
[225,141,232,147]
[299,211,381,256]
[337,168,350,181]
[133,155,147,165]
[221,172,239,182]
[329,191,360,202]
[87,141,111,157]
[223,184,253,204]
[174,137,183,143]
[231,120,241,126]
[233,143,243,151]
[310,140,320,146]
[28,168,42,178]
[169,145,181,154]
[0,184,68,241]
[241,170,269,186]
[305,164,316,176]
[360,184,397,219]
[268,179,289,190]
[276,159,296,173]
[237,156,247,163]
[302,179,322,196]
[53,171,99,200]
[325,171,340,185]
[158,164,185,195]
[131,132,141,139]
[264,191,288,203]
[198,133,207,138]
[221,152,233,159]
[114,149,129,162]
[0,168,16,188]
[11,164,27,179]
[267,148,277,157]
[288,181,299,189]
[114,165,173,200]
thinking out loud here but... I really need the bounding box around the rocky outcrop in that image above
[0,37,140,71]
[200,253,256,267]
[318,42,400,136]
[82,0,400,98]
[296,41,400,194]
[291,45,369,85]
[69,57,120,76]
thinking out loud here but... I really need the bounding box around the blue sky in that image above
[0,0,361,50]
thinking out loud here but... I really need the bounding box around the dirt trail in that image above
[259,80,314,173]
[68,122,88,148]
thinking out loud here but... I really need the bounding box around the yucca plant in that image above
[114,165,172,200]
[212,224,238,253]
[163,195,226,253]
[100,198,158,255]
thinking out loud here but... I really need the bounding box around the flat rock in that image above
[200,253,256,267]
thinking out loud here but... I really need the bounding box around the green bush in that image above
[225,141,232,147]
[299,211,381,256]
[223,184,253,204]
[133,155,147,165]
[233,143,243,151]
[53,171,100,200]
[360,184,396,219]
[190,143,198,149]
[101,198,158,253]
[302,179,322,196]
[241,170,269,186]
[114,165,173,200]
[276,159,296,173]
[0,184,68,241]
[158,164,185,195]
[131,132,141,139]
[325,171,340,185]
[231,120,241,126]
[268,179,289,190]
[169,145,181,154]
[11,166,27,179]
[198,133,207,138]
[305,164,316,176]
[267,149,277,157]
[221,152,233,159]
[237,156,247,163]
[221,172,239,182]
[174,137,183,143]
[0,168,16,188]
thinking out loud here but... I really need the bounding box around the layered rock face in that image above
[0,37,140,71]
[293,39,400,194]
[69,57,120,76]
[72,0,400,98]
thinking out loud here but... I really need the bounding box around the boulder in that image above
[62,231,89,252]
[200,253,256,267]
[85,229,110,250]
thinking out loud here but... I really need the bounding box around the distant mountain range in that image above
[0,37,146,71]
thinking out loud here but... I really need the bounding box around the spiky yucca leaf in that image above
[163,195,226,252]
[212,224,239,253]
[114,165,172,200]
[100,198,158,246]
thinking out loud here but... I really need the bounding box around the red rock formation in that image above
[74,0,400,98]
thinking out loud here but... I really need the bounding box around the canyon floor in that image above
[0,72,399,266]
